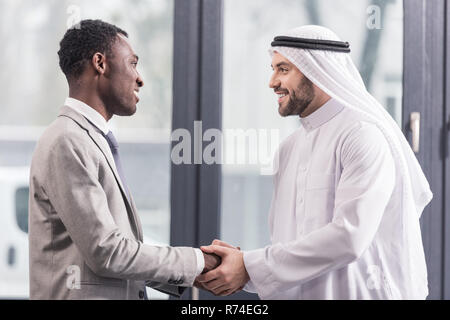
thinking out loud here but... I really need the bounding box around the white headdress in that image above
[270,25,432,218]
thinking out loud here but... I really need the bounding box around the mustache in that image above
[274,87,289,94]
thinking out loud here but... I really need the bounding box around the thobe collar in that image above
[300,98,345,132]
[64,97,110,135]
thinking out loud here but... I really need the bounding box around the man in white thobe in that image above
[197,25,433,300]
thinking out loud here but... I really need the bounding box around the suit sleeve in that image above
[243,122,396,299]
[45,133,198,286]
[145,249,204,297]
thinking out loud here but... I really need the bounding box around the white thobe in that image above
[243,98,428,299]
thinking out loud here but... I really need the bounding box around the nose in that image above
[136,72,144,88]
[269,72,280,89]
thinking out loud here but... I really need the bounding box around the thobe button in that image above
[299,197,304,204]
[139,290,145,299]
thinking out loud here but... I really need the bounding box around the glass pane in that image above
[221,0,403,250]
[0,0,173,299]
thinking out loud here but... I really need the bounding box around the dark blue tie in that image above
[104,131,130,202]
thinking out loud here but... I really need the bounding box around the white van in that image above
[0,167,30,299]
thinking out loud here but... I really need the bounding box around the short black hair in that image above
[58,19,128,80]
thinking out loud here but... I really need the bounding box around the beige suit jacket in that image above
[29,106,198,299]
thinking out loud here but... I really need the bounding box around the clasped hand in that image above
[194,239,250,296]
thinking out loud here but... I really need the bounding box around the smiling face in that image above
[269,52,315,117]
[98,34,144,117]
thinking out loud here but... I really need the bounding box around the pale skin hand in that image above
[196,241,250,296]
[210,240,244,295]
[210,239,241,251]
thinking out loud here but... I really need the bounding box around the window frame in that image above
[403,0,446,300]
[170,0,225,300]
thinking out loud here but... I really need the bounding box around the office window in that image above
[0,0,173,299]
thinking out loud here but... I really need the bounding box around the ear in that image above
[91,52,107,75]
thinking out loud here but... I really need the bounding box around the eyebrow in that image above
[133,54,139,61]
[272,62,290,68]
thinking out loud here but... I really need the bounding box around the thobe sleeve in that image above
[243,122,396,299]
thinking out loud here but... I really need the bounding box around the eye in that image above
[280,68,288,73]
[131,62,138,67]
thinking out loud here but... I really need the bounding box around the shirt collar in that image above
[299,98,345,132]
[64,97,110,135]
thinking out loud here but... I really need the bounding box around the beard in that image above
[279,76,315,117]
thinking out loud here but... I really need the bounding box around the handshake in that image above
[194,239,250,296]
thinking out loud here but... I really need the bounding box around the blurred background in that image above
[1,0,448,300]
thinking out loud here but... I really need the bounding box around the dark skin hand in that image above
[202,252,221,274]
[194,252,221,290]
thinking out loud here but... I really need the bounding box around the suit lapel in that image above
[58,106,142,241]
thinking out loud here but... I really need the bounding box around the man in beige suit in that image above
[29,19,219,300]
